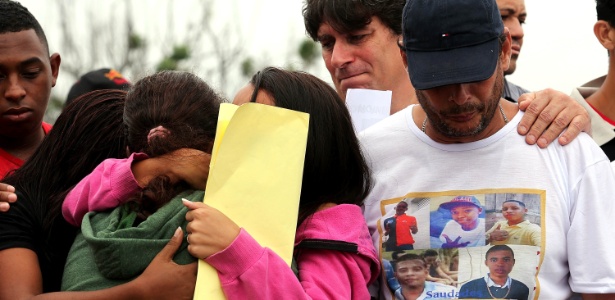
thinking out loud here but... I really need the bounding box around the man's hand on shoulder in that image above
[517,88,591,148]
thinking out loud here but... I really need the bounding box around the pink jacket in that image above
[206,204,380,299]
[62,156,380,298]
[62,153,146,226]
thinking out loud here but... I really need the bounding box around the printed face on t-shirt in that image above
[502,202,527,225]
[396,202,409,215]
[485,250,515,278]
[395,259,428,289]
[450,204,482,230]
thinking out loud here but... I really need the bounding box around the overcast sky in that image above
[20,0,606,99]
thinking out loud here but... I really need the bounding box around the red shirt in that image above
[0,122,52,178]
[395,214,417,246]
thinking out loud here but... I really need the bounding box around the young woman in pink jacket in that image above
[62,67,379,299]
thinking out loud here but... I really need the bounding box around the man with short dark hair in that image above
[486,200,541,246]
[571,0,615,163]
[458,245,529,299]
[302,0,589,148]
[497,0,530,102]
[361,0,615,298]
[0,0,60,178]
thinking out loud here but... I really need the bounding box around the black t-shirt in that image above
[601,138,615,162]
[0,191,78,292]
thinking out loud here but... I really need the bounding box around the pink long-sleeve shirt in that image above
[62,156,380,298]
[62,153,146,226]
[206,204,380,299]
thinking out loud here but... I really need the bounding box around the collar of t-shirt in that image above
[484,273,511,288]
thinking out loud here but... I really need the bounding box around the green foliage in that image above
[156,45,191,71]
[298,39,319,66]
[157,57,178,71]
[43,94,66,124]
[171,45,190,61]
[128,33,145,50]
[240,57,255,78]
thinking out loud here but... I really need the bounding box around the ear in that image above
[398,35,408,68]
[500,28,512,72]
[594,20,615,51]
[49,53,61,87]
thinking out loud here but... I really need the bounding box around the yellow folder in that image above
[193,103,309,299]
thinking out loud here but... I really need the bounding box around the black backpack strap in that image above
[292,239,360,278]
[295,238,359,253]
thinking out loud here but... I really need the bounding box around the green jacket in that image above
[61,190,202,291]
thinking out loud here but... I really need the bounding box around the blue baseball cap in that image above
[440,196,482,210]
[402,0,504,90]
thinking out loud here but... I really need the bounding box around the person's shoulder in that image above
[8,190,36,211]
[0,190,39,251]
[460,277,483,288]
[524,220,540,229]
[511,278,529,290]
[359,105,413,140]
[548,131,607,161]
[504,79,529,94]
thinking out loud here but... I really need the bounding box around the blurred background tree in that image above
[24,0,326,123]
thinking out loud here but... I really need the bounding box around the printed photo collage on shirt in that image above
[379,191,544,299]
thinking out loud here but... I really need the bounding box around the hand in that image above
[517,89,590,148]
[134,227,197,300]
[184,200,240,259]
[490,225,509,242]
[441,234,470,248]
[0,183,17,212]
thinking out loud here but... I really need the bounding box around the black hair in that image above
[123,71,221,218]
[3,90,127,241]
[248,67,372,225]
[597,0,615,25]
[391,250,406,260]
[0,0,50,54]
[503,199,526,208]
[423,249,438,258]
[486,244,515,259]
[303,0,406,40]
[395,253,426,271]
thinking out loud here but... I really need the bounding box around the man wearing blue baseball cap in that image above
[360,0,615,299]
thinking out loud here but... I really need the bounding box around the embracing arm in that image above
[0,228,196,300]
[209,230,372,299]
[61,153,145,226]
[184,201,374,299]
[517,88,591,148]
[63,149,211,226]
